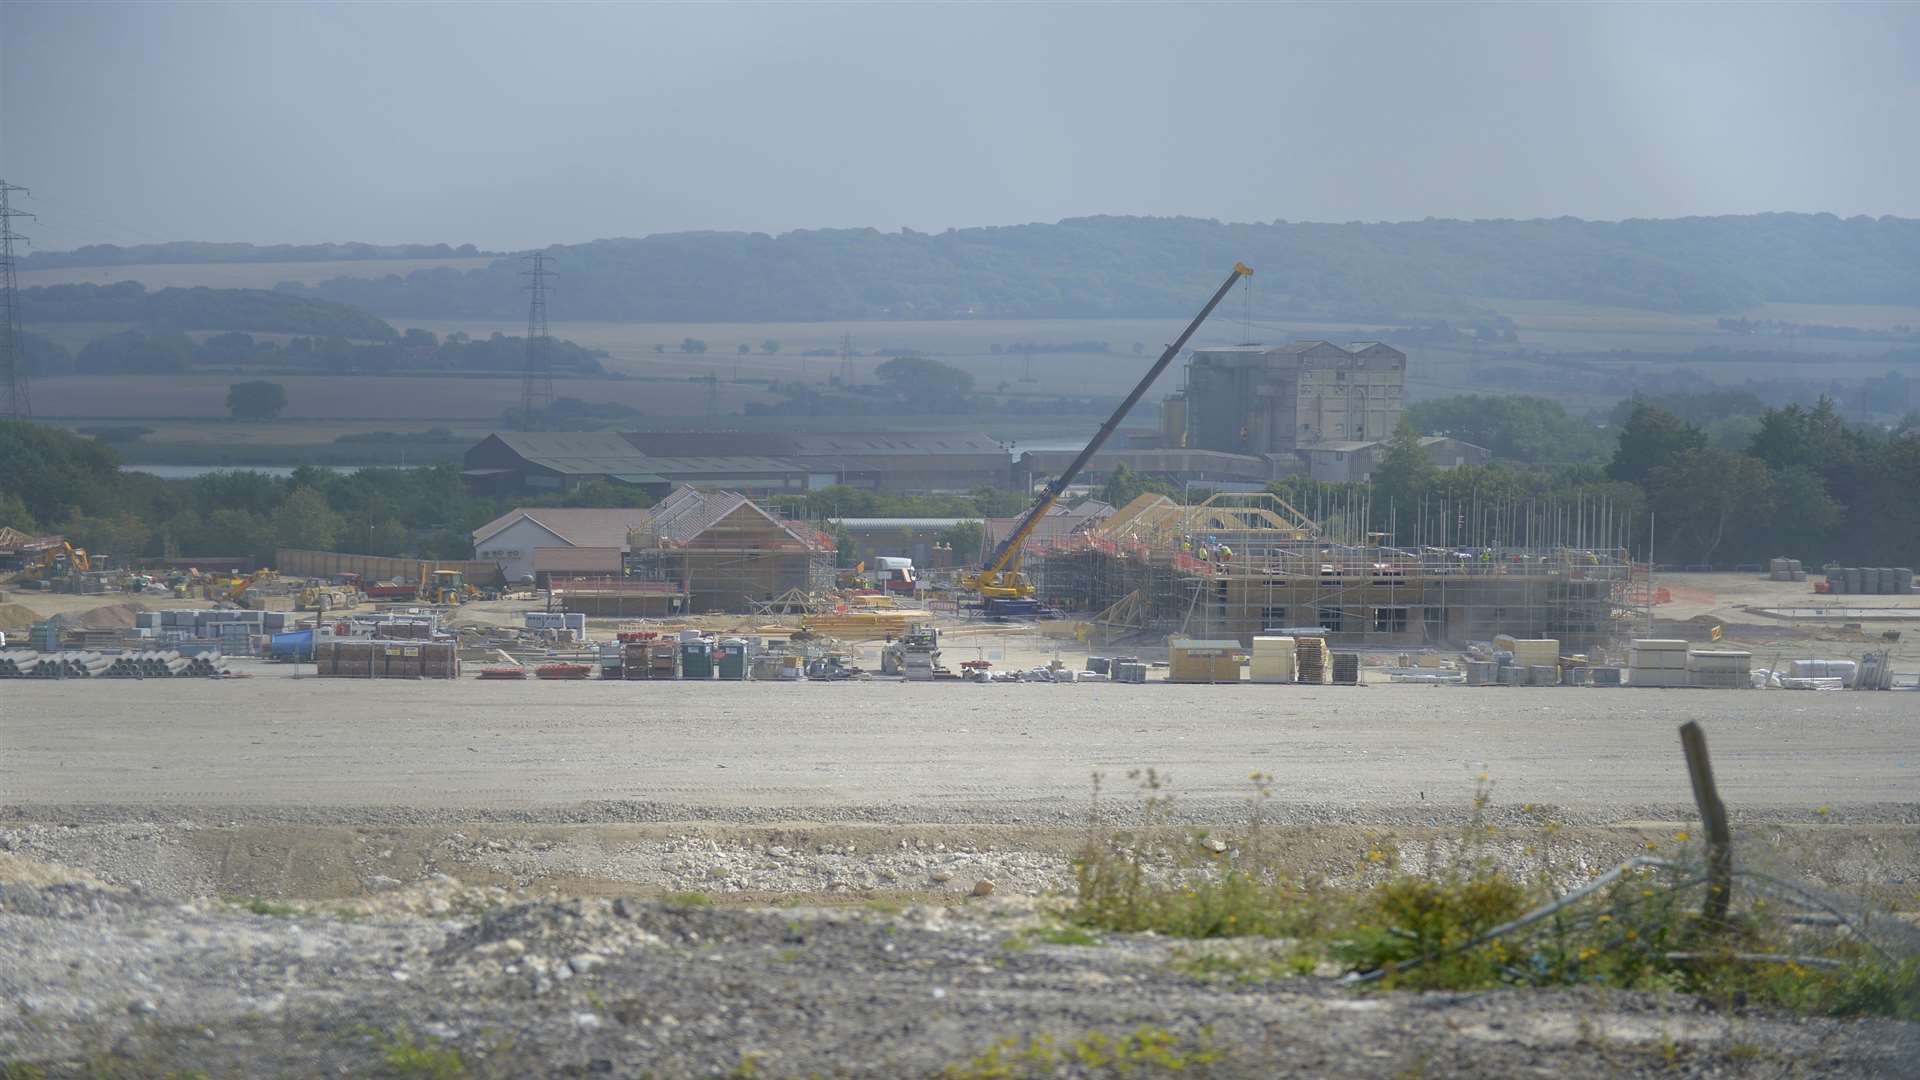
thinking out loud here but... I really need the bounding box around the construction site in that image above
[1025,491,1637,652]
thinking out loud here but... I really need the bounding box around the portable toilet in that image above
[680,638,714,680]
[715,638,749,680]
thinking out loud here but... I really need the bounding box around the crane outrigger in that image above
[963,262,1253,616]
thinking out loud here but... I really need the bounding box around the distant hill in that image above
[21,240,491,269]
[20,282,397,340]
[261,213,1920,323]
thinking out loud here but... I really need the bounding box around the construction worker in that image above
[1217,544,1232,563]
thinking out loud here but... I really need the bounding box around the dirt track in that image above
[4,674,1915,824]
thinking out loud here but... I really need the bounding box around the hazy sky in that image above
[3,1,1916,251]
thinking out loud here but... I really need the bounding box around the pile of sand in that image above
[71,601,145,629]
[0,602,40,630]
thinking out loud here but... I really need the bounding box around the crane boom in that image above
[965,262,1252,611]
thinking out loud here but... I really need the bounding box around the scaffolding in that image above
[1032,492,1643,653]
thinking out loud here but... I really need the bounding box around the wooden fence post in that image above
[1678,721,1732,924]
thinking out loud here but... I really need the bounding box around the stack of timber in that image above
[315,640,459,679]
[1686,649,1752,689]
[1249,636,1296,684]
[800,609,931,641]
[1627,639,1689,688]
[1295,636,1330,685]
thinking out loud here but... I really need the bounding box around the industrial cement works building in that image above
[1171,340,1409,456]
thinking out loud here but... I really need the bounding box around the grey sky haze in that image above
[3,1,1916,251]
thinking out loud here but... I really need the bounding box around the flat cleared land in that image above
[5,675,1914,823]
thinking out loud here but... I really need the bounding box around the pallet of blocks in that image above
[315,640,459,679]
[1502,639,1560,684]
[1294,636,1330,684]
[1249,637,1296,683]
[1686,649,1752,689]
[1627,639,1689,687]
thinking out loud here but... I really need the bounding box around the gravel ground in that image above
[4,871,1916,1079]
[5,649,1917,1075]
[5,676,1917,822]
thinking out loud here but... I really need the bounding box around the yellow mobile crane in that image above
[963,263,1253,616]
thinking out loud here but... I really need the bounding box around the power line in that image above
[0,180,34,420]
[519,252,553,429]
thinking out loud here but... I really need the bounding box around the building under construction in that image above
[617,486,837,615]
[1029,492,1641,652]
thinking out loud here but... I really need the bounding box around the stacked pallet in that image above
[1627,639,1689,687]
[1465,660,1496,686]
[1768,557,1807,582]
[1331,653,1360,685]
[1295,636,1330,684]
[1855,652,1895,691]
[1686,649,1752,689]
[1112,660,1149,684]
[1249,637,1296,683]
[1508,639,1560,684]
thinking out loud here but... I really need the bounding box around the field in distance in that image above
[13,257,497,290]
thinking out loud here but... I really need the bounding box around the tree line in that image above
[0,422,647,567]
[277,213,1920,323]
[20,282,396,339]
[1322,398,1918,568]
[22,240,489,269]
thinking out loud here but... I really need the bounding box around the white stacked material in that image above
[1249,636,1297,684]
[1628,639,1689,687]
[1789,659,1858,686]
[1510,639,1560,666]
[1628,640,1688,668]
[1780,677,1846,691]
[1687,649,1752,689]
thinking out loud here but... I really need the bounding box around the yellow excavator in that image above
[964,262,1253,616]
[420,568,478,605]
[18,541,93,590]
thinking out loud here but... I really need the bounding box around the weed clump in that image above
[1069,769,1920,1020]
[374,1026,469,1079]
[943,1026,1220,1079]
